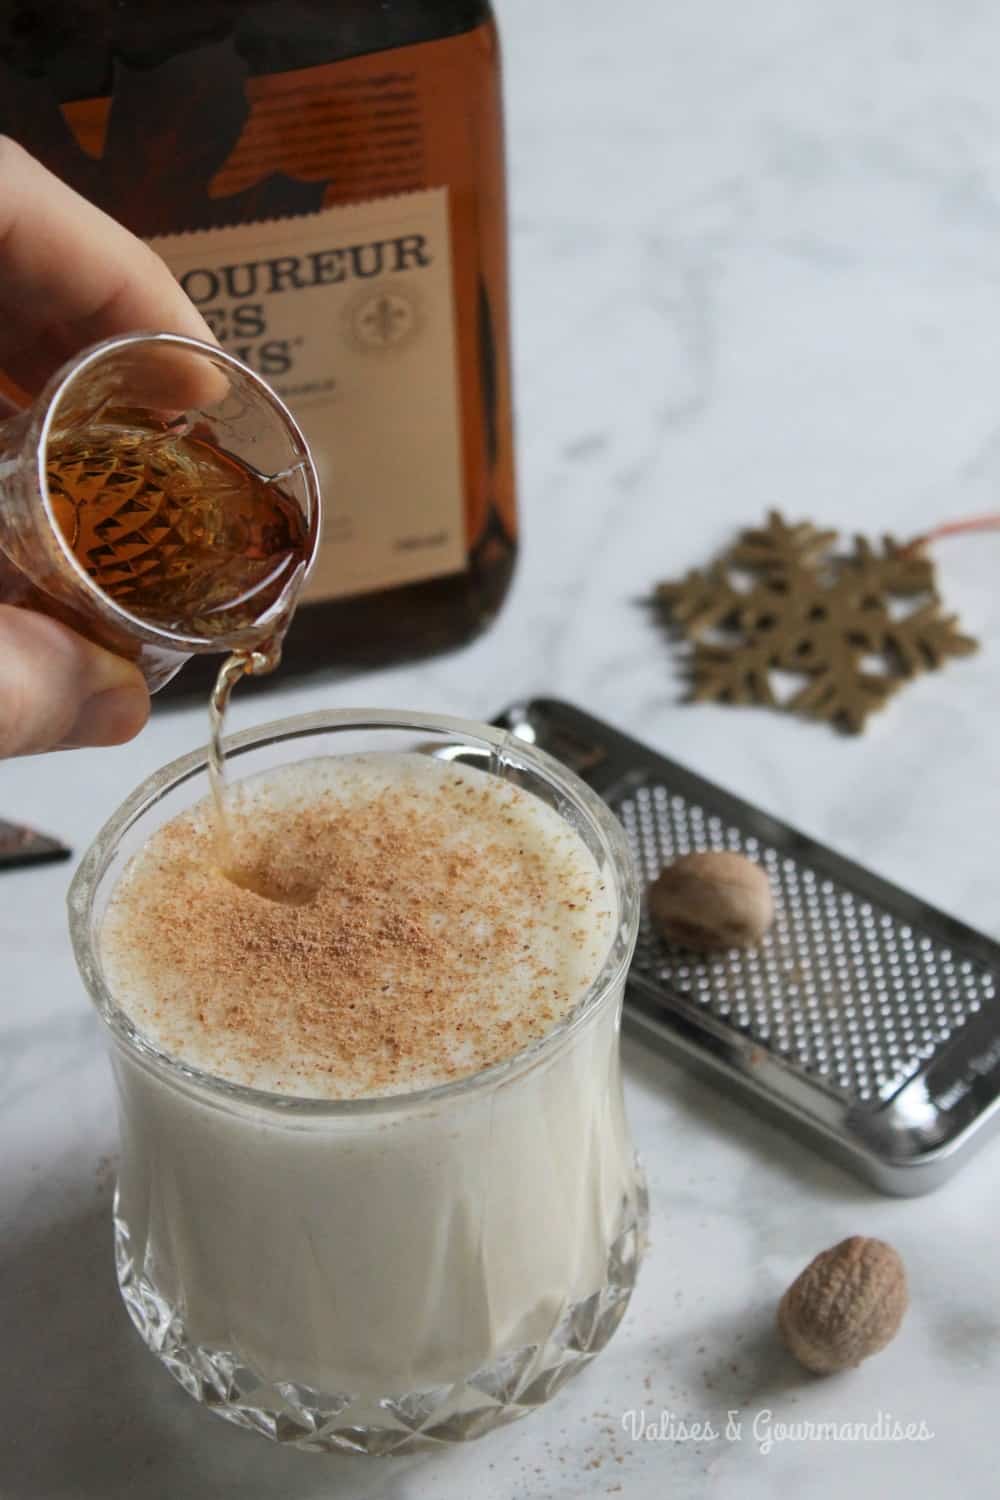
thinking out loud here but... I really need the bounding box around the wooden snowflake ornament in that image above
[656,511,978,734]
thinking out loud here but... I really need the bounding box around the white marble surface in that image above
[3,0,1000,1494]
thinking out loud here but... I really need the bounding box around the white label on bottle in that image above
[150,188,465,602]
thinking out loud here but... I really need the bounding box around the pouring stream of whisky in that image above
[208,644,281,886]
[208,652,250,874]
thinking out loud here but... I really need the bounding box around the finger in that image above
[0,136,216,395]
[62,336,232,420]
[0,606,150,757]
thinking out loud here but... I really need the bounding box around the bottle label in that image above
[150,189,465,602]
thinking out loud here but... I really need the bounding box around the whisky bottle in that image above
[0,1,517,691]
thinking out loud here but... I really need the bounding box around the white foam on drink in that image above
[100,752,617,1099]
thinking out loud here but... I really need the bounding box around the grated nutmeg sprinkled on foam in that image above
[100,753,617,1099]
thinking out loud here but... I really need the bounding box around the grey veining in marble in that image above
[2,1,999,1495]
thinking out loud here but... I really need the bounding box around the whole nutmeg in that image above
[648,851,774,951]
[777,1235,908,1375]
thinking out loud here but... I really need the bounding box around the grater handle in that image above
[875,1005,1000,1156]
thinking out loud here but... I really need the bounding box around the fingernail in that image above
[61,684,150,749]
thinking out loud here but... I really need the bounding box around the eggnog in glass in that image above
[68,710,646,1454]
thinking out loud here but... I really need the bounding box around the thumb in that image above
[0,606,150,757]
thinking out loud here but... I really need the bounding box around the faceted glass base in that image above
[113,1175,648,1455]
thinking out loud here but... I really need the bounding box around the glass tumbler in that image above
[68,710,647,1455]
[0,332,320,690]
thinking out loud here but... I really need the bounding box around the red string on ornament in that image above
[902,513,1000,556]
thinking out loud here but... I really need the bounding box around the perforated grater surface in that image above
[495,699,1000,1195]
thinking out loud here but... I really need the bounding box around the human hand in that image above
[0,137,215,757]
